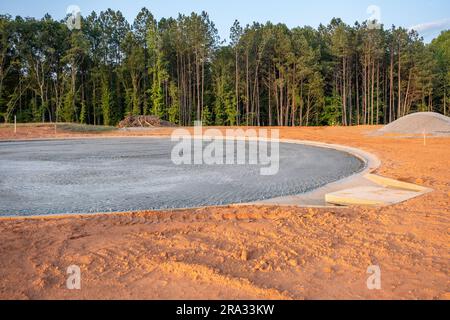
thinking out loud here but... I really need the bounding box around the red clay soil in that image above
[0,125,448,300]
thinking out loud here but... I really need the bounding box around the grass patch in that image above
[0,122,117,133]
[56,123,117,133]
[0,123,53,129]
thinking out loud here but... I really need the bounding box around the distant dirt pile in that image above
[375,112,450,137]
[118,115,176,128]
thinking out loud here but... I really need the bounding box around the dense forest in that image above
[0,9,449,127]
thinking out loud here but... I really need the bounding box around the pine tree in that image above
[201,105,212,125]
[101,79,111,126]
[79,101,87,124]
[168,81,179,124]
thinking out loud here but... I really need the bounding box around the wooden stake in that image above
[14,115,17,134]
[423,129,427,147]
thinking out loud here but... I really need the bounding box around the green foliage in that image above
[431,30,450,72]
[213,96,226,126]
[430,30,450,114]
[101,80,111,126]
[212,46,236,125]
[57,123,117,133]
[201,105,212,125]
[321,94,342,126]
[151,75,164,118]
[147,21,167,119]
[121,31,145,116]
[226,94,238,126]
[0,10,447,127]
[124,88,133,116]
[62,90,75,122]
[168,82,179,124]
[31,98,45,122]
[79,101,87,124]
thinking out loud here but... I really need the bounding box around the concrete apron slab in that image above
[243,139,433,208]
[325,173,434,207]
[325,183,432,207]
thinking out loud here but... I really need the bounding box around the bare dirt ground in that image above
[0,124,448,300]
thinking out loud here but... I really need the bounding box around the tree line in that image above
[0,9,449,126]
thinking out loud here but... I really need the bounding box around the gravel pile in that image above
[376,112,450,136]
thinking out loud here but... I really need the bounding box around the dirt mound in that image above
[118,115,176,128]
[376,112,450,136]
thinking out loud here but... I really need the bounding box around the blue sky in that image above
[1,0,449,42]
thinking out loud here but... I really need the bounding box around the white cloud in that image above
[409,18,450,33]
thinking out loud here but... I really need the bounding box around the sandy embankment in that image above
[0,125,448,300]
